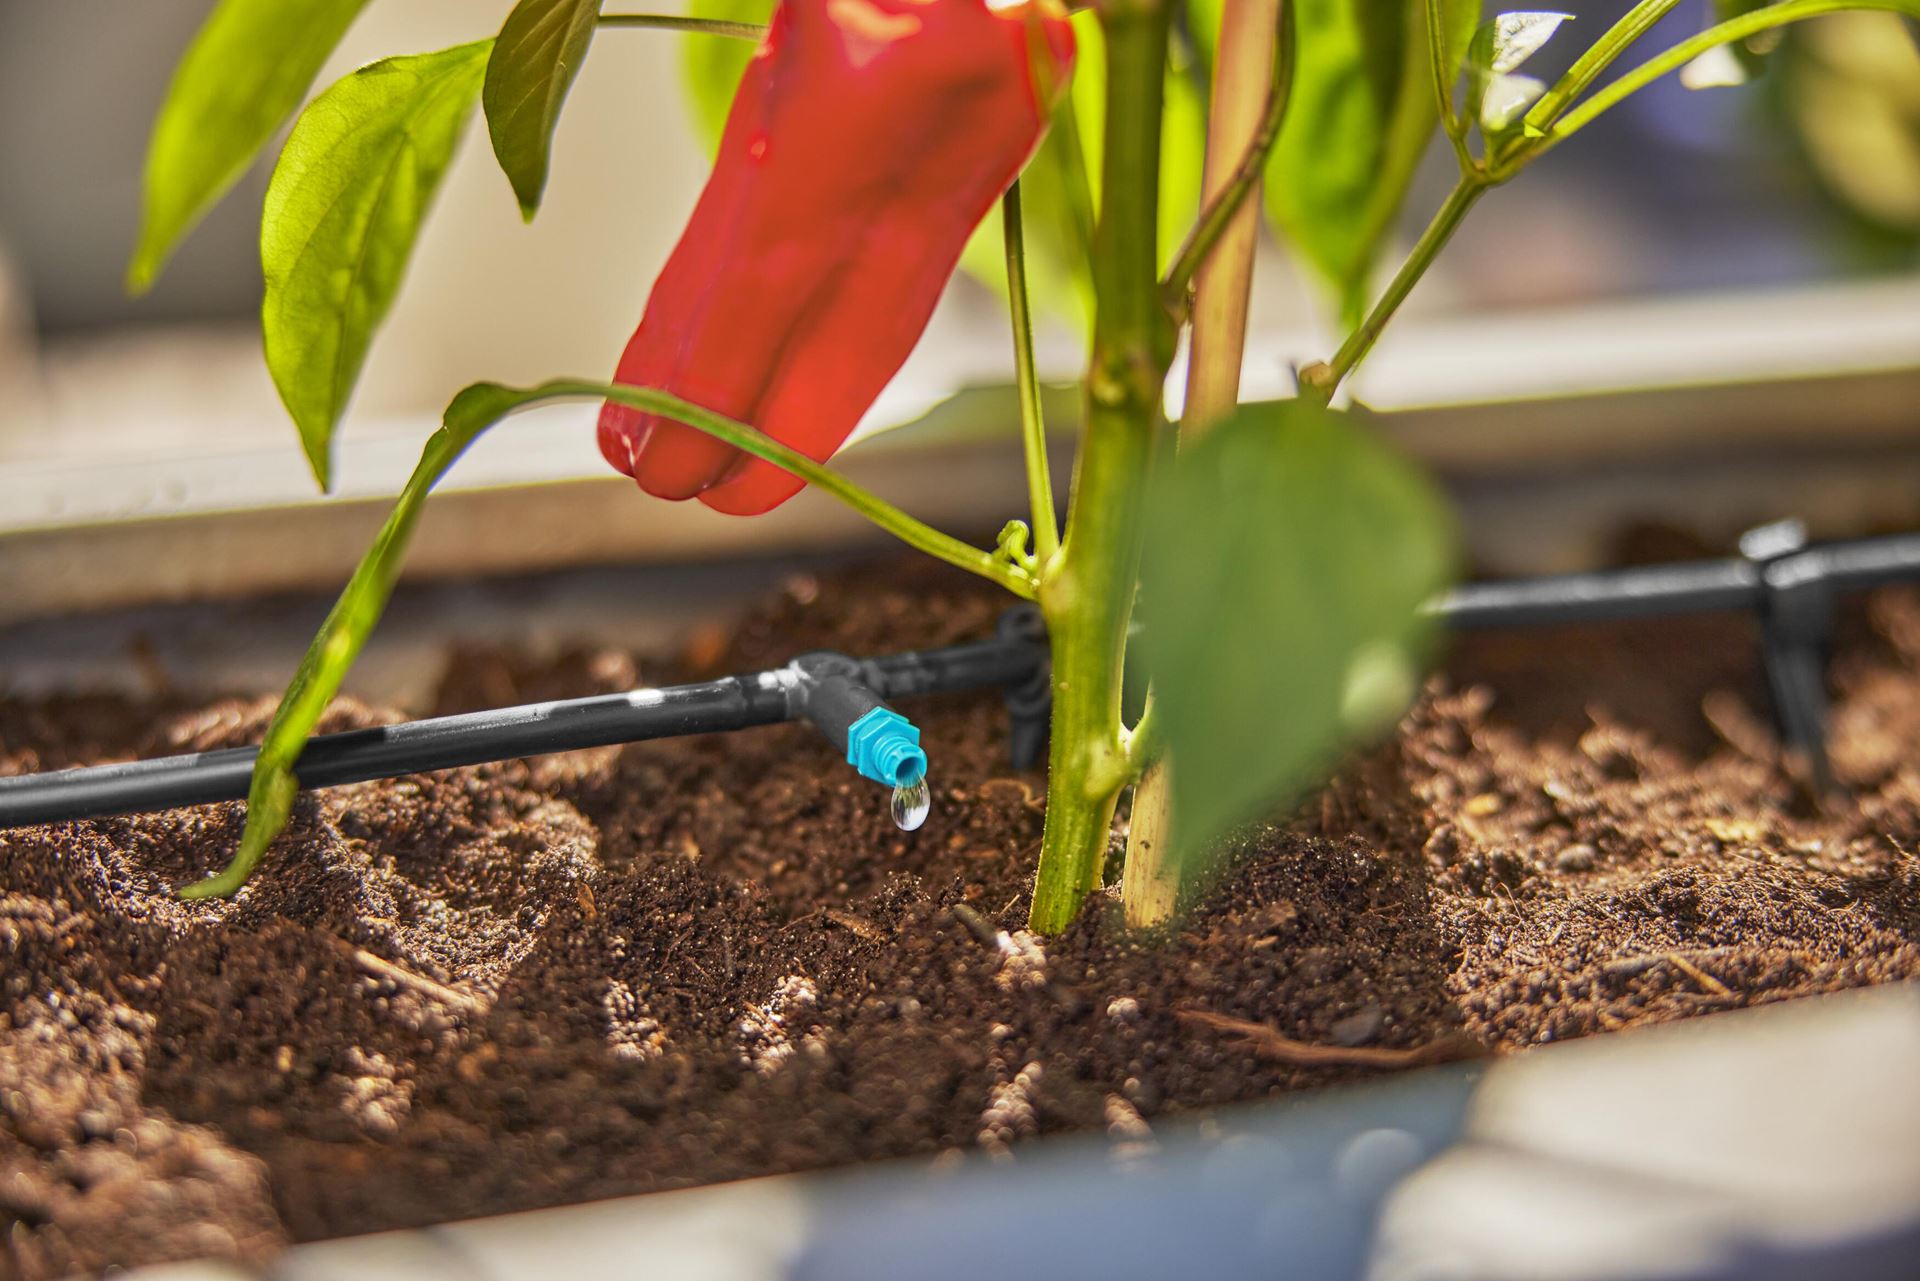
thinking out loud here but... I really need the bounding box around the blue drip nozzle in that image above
[845,707,926,787]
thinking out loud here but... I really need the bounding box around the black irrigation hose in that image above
[1430,521,1920,786]
[1437,528,1920,628]
[0,612,1053,830]
[2,522,1917,830]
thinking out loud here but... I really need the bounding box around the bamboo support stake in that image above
[1122,0,1282,929]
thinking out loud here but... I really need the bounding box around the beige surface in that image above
[1,275,1917,624]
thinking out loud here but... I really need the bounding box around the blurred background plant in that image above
[0,1,1913,472]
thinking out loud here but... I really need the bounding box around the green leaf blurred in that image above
[1141,399,1456,885]
[1771,11,1920,240]
[485,0,606,220]
[1190,0,1441,325]
[681,0,775,151]
[128,0,372,294]
[958,13,1206,335]
[261,41,491,491]
[1714,0,1782,79]
[1439,0,1486,95]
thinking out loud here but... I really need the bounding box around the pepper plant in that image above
[132,0,1919,930]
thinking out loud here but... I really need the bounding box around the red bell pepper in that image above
[598,0,1075,515]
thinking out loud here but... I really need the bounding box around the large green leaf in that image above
[1233,0,1443,323]
[485,0,606,219]
[261,41,491,491]
[1140,400,1456,881]
[128,0,372,294]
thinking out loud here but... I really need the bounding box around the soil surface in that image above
[4,556,1919,1278]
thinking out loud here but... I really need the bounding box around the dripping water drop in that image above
[890,774,930,831]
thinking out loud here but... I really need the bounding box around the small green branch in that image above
[1521,0,1682,136]
[1528,0,1920,155]
[596,14,767,38]
[1002,183,1060,570]
[471,379,1035,598]
[1158,2,1295,315]
[1426,0,1474,172]
[1125,695,1160,777]
[994,519,1039,575]
[1307,176,1484,400]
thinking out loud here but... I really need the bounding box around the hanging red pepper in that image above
[598,0,1075,515]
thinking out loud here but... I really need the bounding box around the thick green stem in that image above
[1306,176,1484,400]
[1028,0,1174,935]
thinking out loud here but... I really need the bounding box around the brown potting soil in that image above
[3,557,1918,1278]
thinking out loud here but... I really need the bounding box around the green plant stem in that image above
[1522,0,1682,135]
[1426,0,1467,161]
[596,14,766,38]
[1158,0,1295,314]
[1002,183,1061,570]
[483,379,1034,597]
[179,419,476,900]
[1028,0,1175,936]
[187,374,1029,899]
[1527,0,1920,155]
[1309,176,1484,400]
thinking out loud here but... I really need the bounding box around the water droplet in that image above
[890,774,930,831]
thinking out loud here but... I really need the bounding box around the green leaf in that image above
[681,0,776,152]
[1253,0,1441,322]
[186,370,1019,897]
[1439,0,1485,90]
[1483,10,1575,72]
[128,0,372,294]
[485,0,606,219]
[959,11,1099,336]
[966,12,1210,336]
[1140,400,1456,880]
[181,410,491,900]
[262,41,491,491]
[1465,11,1572,134]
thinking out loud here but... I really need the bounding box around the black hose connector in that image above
[787,654,927,787]
[1741,520,1835,787]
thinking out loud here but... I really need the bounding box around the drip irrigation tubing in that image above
[1,522,1916,828]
